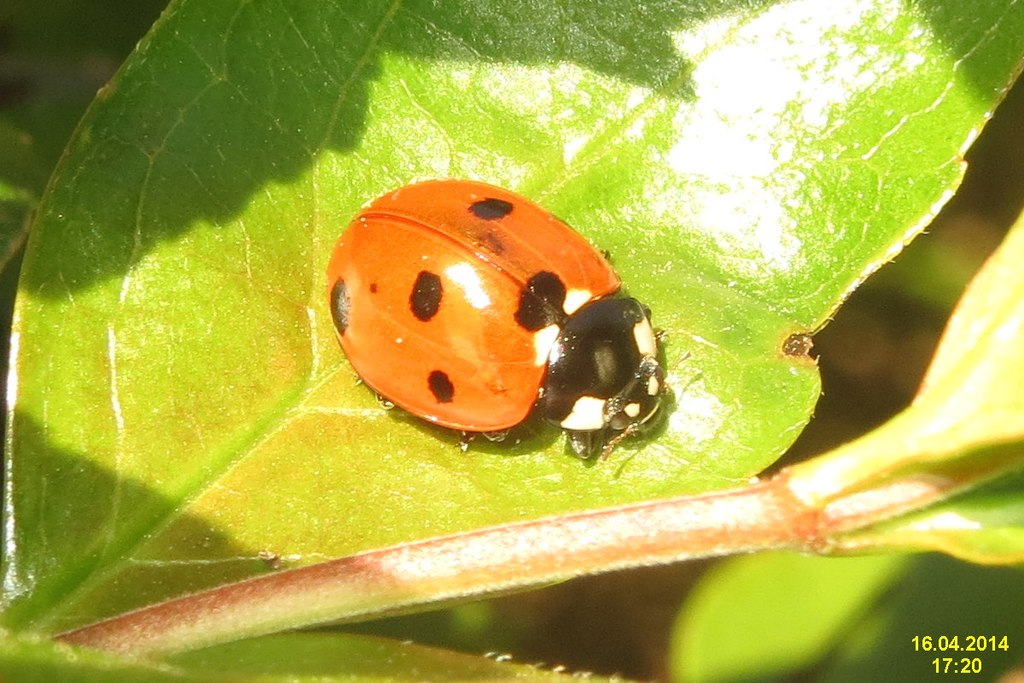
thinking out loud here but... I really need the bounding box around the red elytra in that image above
[326,179,621,432]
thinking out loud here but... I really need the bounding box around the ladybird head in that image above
[539,297,664,458]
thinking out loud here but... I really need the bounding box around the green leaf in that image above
[0,629,604,683]
[840,461,1024,563]
[169,632,625,682]
[669,553,909,683]
[786,190,1024,558]
[669,554,1024,683]
[5,0,1023,640]
[819,555,1024,682]
[0,629,199,683]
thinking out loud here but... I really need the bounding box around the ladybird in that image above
[327,180,664,457]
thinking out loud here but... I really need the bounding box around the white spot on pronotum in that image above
[560,395,608,431]
[647,376,661,396]
[624,402,641,418]
[533,324,560,366]
[632,317,657,356]
[563,289,594,315]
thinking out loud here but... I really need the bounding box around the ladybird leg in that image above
[602,358,657,430]
[459,431,475,453]
[567,429,602,459]
[668,349,692,370]
[374,392,395,410]
[482,429,509,443]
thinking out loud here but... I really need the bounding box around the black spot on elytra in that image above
[470,197,514,220]
[330,279,350,334]
[369,282,378,293]
[515,271,567,331]
[428,370,454,403]
[410,271,443,321]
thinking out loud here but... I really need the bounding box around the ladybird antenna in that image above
[600,422,641,459]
